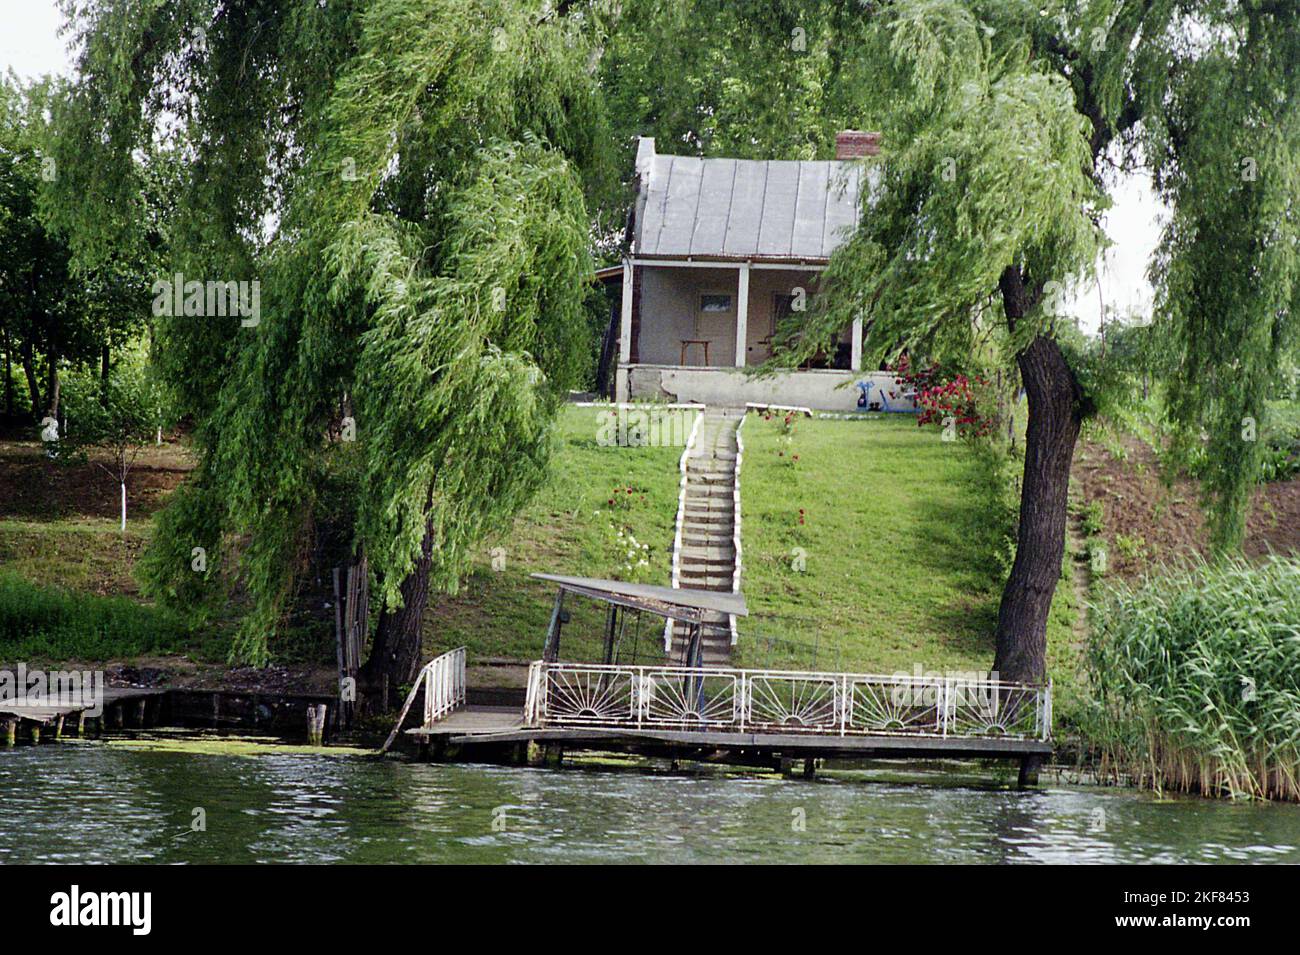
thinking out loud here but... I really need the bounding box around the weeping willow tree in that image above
[44,0,614,690]
[1139,1,1300,551]
[774,0,1300,683]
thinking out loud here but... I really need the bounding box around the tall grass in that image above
[1085,557,1300,801]
[0,570,193,660]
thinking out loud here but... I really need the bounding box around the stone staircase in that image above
[668,407,744,667]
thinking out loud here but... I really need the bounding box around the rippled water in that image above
[3,740,1298,863]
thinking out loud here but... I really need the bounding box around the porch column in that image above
[617,259,633,401]
[850,315,863,372]
[619,258,633,365]
[734,261,751,367]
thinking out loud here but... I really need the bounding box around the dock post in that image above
[75,712,86,737]
[53,715,64,740]
[802,758,816,779]
[134,698,148,728]
[29,721,41,745]
[1017,755,1043,789]
[2,717,15,747]
[544,743,564,768]
[524,741,540,766]
[306,704,328,746]
[779,756,795,777]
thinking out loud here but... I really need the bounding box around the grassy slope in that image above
[735,413,1078,708]
[424,405,689,662]
[1,407,1082,707]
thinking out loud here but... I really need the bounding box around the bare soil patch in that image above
[1072,433,1300,580]
[0,439,194,521]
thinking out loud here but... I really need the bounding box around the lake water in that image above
[3,739,1299,864]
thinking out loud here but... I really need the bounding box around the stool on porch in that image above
[679,339,711,366]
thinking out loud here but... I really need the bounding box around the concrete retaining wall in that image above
[622,364,918,414]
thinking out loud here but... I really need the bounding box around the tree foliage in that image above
[1136,0,1300,549]
[48,0,610,664]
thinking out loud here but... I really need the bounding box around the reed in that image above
[1084,556,1300,801]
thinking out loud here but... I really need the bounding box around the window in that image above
[699,293,733,314]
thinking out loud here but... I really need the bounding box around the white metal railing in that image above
[421,646,467,726]
[523,662,1051,740]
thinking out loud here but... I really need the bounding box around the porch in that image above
[609,258,914,412]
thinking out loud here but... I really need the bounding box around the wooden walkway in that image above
[407,704,1052,783]
[0,687,164,744]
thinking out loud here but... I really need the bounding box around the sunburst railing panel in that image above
[639,668,739,727]
[944,681,1042,738]
[848,677,943,735]
[745,674,840,732]
[542,666,636,724]
[524,664,1051,740]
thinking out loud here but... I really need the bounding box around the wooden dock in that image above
[406,704,1053,783]
[0,687,164,744]
[396,650,1056,785]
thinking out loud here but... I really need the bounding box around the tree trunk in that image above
[361,518,435,710]
[44,350,60,418]
[100,345,110,403]
[992,269,1086,685]
[20,339,41,419]
[2,326,13,417]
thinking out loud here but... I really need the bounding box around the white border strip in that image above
[572,401,706,410]
[744,402,813,416]
[664,408,705,652]
[729,411,747,646]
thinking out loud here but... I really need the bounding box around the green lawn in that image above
[0,404,1084,710]
[425,404,691,662]
[734,413,1078,707]
[0,518,148,597]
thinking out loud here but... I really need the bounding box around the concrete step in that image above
[682,513,733,525]
[681,532,729,546]
[682,521,734,535]
[684,490,732,503]
[678,577,733,591]
[689,450,737,462]
[680,553,736,567]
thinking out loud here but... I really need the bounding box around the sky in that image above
[1,0,1163,334]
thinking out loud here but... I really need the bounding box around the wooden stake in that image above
[306,704,327,746]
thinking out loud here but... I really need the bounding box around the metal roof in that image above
[531,573,748,620]
[631,138,866,262]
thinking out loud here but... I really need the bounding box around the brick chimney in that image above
[835,130,881,159]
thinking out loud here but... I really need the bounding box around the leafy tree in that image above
[608,1,1299,683]
[46,0,612,695]
[1139,0,1300,549]
[0,74,159,423]
[55,361,163,531]
[0,75,78,420]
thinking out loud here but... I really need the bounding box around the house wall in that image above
[636,264,851,369]
[626,365,918,413]
[637,266,739,366]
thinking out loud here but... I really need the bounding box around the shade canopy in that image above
[531,573,747,623]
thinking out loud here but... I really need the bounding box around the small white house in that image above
[609,131,916,414]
